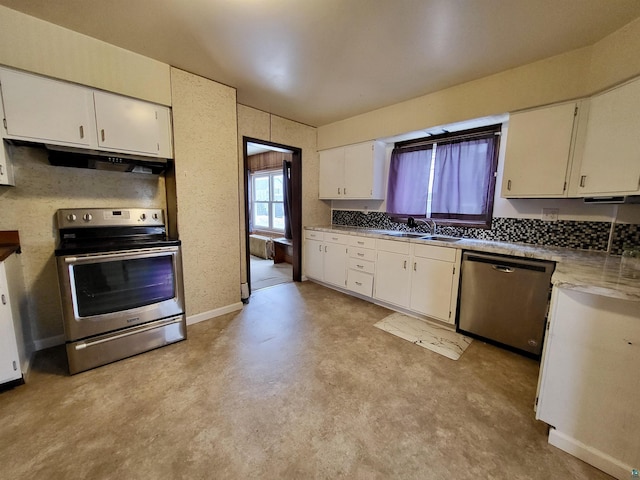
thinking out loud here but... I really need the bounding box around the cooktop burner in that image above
[54,207,179,256]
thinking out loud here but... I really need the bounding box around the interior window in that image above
[251,170,284,232]
[386,124,501,228]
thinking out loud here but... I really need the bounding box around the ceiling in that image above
[1,1,639,127]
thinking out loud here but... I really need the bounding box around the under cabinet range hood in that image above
[583,195,640,204]
[46,144,168,174]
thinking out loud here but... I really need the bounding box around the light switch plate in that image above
[541,208,559,221]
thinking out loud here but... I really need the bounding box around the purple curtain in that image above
[283,160,293,239]
[431,138,495,215]
[386,147,431,216]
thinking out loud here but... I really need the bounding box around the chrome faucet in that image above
[407,216,436,235]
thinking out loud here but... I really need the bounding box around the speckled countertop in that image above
[306,225,640,302]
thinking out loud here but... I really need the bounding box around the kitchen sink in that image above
[382,232,426,238]
[419,235,461,243]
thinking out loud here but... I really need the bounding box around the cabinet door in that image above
[578,78,640,195]
[304,239,324,280]
[502,103,576,197]
[323,243,347,287]
[0,68,96,148]
[374,251,411,307]
[0,262,21,384]
[410,257,454,322]
[94,91,163,156]
[344,142,374,198]
[319,148,344,199]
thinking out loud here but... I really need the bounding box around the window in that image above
[251,170,284,231]
[386,124,501,228]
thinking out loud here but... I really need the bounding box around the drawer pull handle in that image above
[580,175,586,188]
[332,237,338,240]
[1,294,6,305]
[357,253,365,257]
[101,129,106,142]
[414,262,417,271]
[403,260,407,269]
[356,264,364,268]
[355,281,362,286]
[79,125,84,139]
[357,241,364,245]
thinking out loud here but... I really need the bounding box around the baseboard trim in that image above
[186,302,243,326]
[548,428,633,479]
[33,334,65,351]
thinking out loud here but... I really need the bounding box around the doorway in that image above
[243,137,302,296]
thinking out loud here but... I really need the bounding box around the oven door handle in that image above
[74,316,183,350]
[64,246,179,263]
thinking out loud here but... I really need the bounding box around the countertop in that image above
[306,225,640,302]
[0,230,20,262]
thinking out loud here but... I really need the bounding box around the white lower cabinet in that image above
[303,230,348,288]
[0,254,28,385]
[536,288,640,479]
[346,235,377,297]
[409,245,460,323]
[305,229,461,324]
[374,246,411,307]
[374,239,460,324]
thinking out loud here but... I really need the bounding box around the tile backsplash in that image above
[331,210,639,253]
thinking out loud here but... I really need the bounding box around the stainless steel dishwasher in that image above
[457,251,554,356]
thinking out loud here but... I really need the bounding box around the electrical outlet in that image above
[541,208,559,222]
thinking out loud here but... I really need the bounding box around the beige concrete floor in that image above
[0,281,612,479]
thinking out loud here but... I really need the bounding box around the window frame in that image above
[391,124,501,229]
[250,169,285,233]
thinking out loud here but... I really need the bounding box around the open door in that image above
[243,137,302,297]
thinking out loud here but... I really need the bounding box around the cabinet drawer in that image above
[413,243,456,262]
[324,232,350,245]
[347,270,374,297]
[376,238,410,255]
[304,230,324,241]
[349,247,376,262]
[348,257,375,274]
[349,236,376,250]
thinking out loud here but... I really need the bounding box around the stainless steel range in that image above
[55,207,186,374]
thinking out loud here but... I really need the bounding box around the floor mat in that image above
[374,312,472,360]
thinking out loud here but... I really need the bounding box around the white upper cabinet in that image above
[0,97,14,186]
[319,141,385,200]
[0,68,96,148]
[94,91,170,157]
[577,77,640,196]
[0,66,173,158]
[502,102,580,198]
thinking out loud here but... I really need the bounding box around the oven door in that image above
[57,246,185,341]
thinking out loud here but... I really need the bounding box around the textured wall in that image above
[236,105,330,284]
[318,17,640,149]
[0,146,166,343]
[171,68,240,317]
[0,5,171,106]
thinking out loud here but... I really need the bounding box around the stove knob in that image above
[152,213,159,220]
[66,214,77,222]
[140,213,147,221]
[82,213,92,222]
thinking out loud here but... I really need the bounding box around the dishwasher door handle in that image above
[492,265,515,273]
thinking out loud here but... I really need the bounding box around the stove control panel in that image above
[57,208,165,228]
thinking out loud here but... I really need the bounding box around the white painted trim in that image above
[548,428,633,480]
[33,334,65,351]
[186,302,243,326]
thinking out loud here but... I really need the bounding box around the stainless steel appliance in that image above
[457,252,554,357]
[55,208,186,374]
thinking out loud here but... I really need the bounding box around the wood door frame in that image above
[243,136,302,295]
